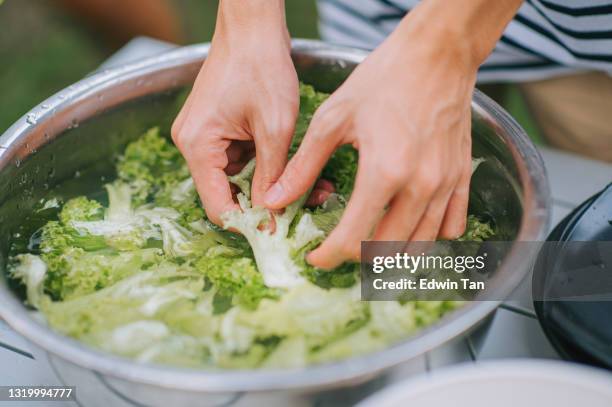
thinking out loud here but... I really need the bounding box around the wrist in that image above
[395,15,480,75]
[215,0,290,51]
[394,0,522,71]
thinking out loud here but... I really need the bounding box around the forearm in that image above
[215,0,289,49]
[394,0,523,71]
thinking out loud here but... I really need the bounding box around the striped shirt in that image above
[317,0,612,83]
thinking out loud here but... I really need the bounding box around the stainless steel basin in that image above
[0,40,550,406]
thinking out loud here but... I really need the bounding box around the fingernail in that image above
[264,183,284,206]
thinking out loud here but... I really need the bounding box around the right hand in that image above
[171,1,299,225]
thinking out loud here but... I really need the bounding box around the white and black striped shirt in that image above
[317,0,612,82]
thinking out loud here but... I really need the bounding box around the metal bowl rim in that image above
[0,39,550,392]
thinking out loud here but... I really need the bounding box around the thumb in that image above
[264,121,339,209]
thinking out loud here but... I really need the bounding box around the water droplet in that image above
[74,170,81,178]
[26,113,37,125]
[41,104,50,109]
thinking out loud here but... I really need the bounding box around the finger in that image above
[371,186,431,241]
[264,118,341,209]
[409,190,454,241]
[307,157,398,269]
[439,127,472,239]
[171,91,195,143]
[185,139,239,225]
[250,119,296,207]
[438,163,471,239]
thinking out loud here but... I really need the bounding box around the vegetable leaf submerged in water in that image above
[8,83,494,370]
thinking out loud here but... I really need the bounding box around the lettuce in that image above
[8,83,494,370]
[222,160,314,288]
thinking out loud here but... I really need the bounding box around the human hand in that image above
[172,0,300,225]
[264,18,480,269]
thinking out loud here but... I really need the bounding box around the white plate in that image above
[357,360,612,407]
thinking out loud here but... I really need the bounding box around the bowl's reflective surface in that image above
[0,41,549,404]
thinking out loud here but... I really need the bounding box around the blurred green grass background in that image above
[0,0,541,143]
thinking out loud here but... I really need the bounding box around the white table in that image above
[1,38,611,407]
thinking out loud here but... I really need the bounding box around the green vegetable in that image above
[195,252,279,310]
[221,157,324,288]
[458,215,495,241]
[291,85,359,196]
[117,126,190,206]
[8,83,494,369]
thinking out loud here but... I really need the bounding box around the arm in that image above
[266,0,523,268]
[172,0,298,224]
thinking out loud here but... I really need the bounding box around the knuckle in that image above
[278,175,299,198]
[416,168,443,196]
[264,119,293,144]
[374,160,409,188]
[277,117,296,138]
[171,123,199,153]
[441,170,460,191]
[277,173,296,198]
[283,156,309,185]
[454,170,472,196]
[262,112,296,140]
[170,119,183,147]
[416,172,440,197]
[454,181,470,198]
[312,101,334,121]
[172,113,221,151]
[308,101,345,141]
[307,127,332,146]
